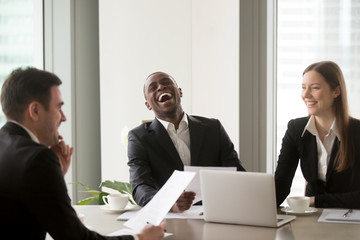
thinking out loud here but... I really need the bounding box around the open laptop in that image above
[200,170,296,227]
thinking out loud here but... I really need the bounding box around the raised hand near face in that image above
[49,135,74,176]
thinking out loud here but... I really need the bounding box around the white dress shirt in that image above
[301,116,340,182]
[157,113,191,166]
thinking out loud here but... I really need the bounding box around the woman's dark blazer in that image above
[275,117,360,209]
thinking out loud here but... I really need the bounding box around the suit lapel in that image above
[326,137,339,182]
[300,131,318,181]
[188,115,205,165]
[148,119,183,168]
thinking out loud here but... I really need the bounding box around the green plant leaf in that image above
[70,182,94,192]
[77,196,96,205]
[100,180,132,194]
[70,182,104,199]
[80,190,102,195]
[98,192,109,205]
[69,180,137,206]
[100,180,136,205]
[128,197,136,205]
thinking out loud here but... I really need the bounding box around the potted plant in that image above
[72,180,136,205]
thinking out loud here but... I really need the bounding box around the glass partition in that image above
[277,0,360,203]
[0,0,43,125]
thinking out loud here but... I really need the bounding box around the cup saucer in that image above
[100,204,138,213]
[281,206,318,215]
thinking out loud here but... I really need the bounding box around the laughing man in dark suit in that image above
[128,72,245,212]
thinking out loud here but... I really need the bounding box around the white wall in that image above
[99,0,192,182]
[192,0,239,152]
[99,0,240,182]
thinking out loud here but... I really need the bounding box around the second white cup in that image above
[287,196,310,212]
[102,193,129,210]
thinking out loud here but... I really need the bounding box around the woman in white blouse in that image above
[275,61,360,208]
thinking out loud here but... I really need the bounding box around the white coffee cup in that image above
[102,193,129,210]
[287,196,310,212]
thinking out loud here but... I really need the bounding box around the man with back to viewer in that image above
[128,72,246,213]
[0,67,166,240]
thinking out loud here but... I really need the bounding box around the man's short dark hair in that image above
[1,67,62,122]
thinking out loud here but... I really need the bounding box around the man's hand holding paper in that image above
[184,166,236,204]
[170,191,196,213]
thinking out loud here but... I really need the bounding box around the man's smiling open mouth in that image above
[158,93,172,103]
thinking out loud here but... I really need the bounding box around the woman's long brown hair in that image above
[303,61,352,171]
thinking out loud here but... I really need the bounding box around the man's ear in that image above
[178,88,183,97]
[28,102,41,121]
[145,101,152,110]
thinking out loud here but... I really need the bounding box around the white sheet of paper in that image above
[107,228,173,238]
[117,205,204,221]
[164,205,203,219]
[184,166,236,204]
[318,209,360,224]
[124,170,196,232]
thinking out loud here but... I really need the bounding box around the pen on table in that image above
[343,209,353,218]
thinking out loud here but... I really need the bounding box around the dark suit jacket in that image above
[0,122,133,240]
[275,117,360,208]
[128,115,245,206]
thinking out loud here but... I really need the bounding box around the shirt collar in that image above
[8,120,40,143]
[157,112,188,130]
[301,115,340,140]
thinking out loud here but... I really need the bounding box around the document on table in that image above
[318,209,360,224]
[124,170,196,232]
[117,205,204,221]
[108,228,173,238]
[184,166,236,204]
